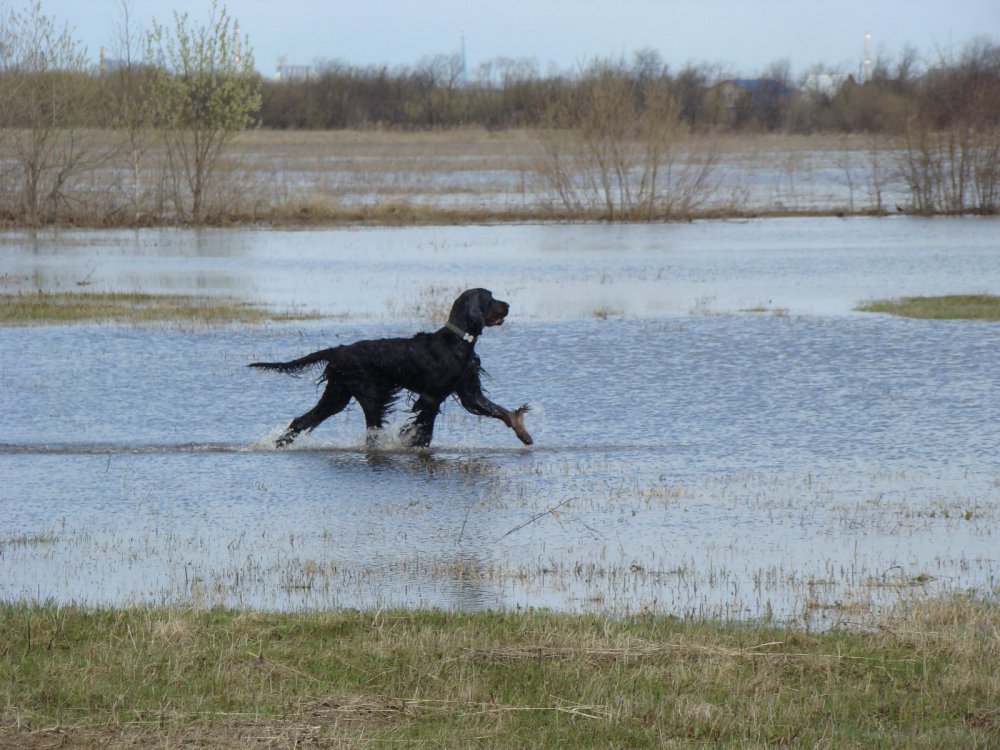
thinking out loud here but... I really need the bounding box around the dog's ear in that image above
[464,291,488,335]
[450,289,489,335]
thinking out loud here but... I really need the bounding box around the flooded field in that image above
[234,131,913,215]
[3,130,923,226]
[2,217,999,627]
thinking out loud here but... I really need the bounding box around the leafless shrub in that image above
[536,60,720,220]
[0,2,103,223]
[835,134,894,214]
[898,39,1000,214]
[105,0,160,222]
[901,125,1000,214]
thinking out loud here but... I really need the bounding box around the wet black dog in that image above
[250,288,532,448]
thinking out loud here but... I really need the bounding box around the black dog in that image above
[250,288,532,448]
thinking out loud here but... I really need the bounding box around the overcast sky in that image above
[29,0,1000,78]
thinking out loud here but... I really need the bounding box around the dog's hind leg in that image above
[276,383,350,447]
[355,389,397,448]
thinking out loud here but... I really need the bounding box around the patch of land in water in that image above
[856,294,1000,320]
[0,291,322,326]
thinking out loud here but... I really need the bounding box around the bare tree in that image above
[106,0,158,222]
[413,53,464,126]
[632,48,667,80]
[0,1,96,223]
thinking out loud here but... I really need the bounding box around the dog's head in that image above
[448,288,509,337]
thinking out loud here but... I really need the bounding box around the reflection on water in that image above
[3,216,1000,318]
[2,218,999,626]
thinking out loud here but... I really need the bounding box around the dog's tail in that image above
[249,348,335,377]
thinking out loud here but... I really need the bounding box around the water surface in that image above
[5,216,998,318]
[2,218,998,626]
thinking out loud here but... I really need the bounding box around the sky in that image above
[26,0,1000,79]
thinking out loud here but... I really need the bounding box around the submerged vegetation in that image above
[2,598,998,748]
[857,294,1000,320]
[0,291,321,326]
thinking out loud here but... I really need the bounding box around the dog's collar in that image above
[445,321,476,344]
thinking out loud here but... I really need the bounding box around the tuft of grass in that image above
[0,534,59,547]
[0,292,323,327]
[1,597,998,747]
[856,294,1000,320]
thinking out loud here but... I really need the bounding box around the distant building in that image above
[706,78,794,127]
[98,47,130,75]
[275,62,315,81]
[458,34,468,87]
[803,73,852,99]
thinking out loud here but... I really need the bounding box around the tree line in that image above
[257,42,999,137]
[3,0,997,137]
[4,40,996,136]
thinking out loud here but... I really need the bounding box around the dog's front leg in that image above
[456,370,533,446]
[401,395,441,447]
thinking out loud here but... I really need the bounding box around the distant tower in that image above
[459,34,468,86]
[862,31,873,83]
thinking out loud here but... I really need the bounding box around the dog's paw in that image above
[510,404,533,445]
[274,429,298,448]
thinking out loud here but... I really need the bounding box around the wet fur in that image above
[250,288,532,448]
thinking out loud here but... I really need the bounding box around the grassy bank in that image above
[2,599,998,748]
[856,294,1000,321]
[0,292,321,326]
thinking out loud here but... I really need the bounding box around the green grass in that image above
[856,294,1000,320]
[0,291,322,326]
[2,598,998,748]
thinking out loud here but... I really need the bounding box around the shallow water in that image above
[5,216,999,318]
[2,217,999,626]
